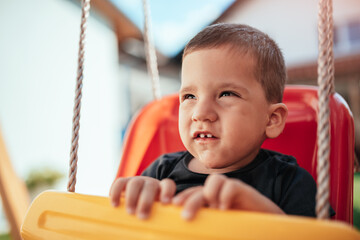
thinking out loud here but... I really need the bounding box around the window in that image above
[334,19,360,55]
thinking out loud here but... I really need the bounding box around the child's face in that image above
[179,47,271,173]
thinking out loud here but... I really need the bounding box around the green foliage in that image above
[25,167,64,191]
[0,233,10,240]
[354,172,360,230]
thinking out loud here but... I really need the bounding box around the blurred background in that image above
[0,0,359,237]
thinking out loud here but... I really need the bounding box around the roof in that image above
[91,0,142,42]
[287,54,360,82]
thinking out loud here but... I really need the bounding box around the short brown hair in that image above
[183,23,286,103]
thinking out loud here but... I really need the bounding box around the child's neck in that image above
[187,155,257,174]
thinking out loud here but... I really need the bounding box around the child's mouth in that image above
[193,132,217,140]
[198,133,213,138]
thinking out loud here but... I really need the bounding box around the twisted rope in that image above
[316,0,334,219]
[326,0,335,94]
[68,0,91,192]
[142,0,161,100]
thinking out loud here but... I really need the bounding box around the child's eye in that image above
[183,94,196,100]
[220,91,238,97]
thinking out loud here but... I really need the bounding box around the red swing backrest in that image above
[116,85,354,223]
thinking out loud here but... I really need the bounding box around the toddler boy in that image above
[110,23,316,220]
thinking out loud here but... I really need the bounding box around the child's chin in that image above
[204,162,225,170]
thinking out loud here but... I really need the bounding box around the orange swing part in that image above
[116,85,355,224]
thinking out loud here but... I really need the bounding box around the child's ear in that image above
[265,103,288,139]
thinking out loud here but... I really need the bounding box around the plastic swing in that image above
[116,85,355,223]
[20,0,360,239]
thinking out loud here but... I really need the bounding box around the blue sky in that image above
[111,0,235,57]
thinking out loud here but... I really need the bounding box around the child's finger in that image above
[136,179,160,219]
[172,186,202,205]
[159,178,176,204]
[109,177,129,207]
[125,178,145,215]
[218,179,242,210]
[181,190,205,221]
[203,174,226,208]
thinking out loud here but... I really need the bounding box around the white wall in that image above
[0,0,128,200]
[222,0,360,66]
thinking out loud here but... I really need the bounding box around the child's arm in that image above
[173,174,284,220]
[110,176,176,219]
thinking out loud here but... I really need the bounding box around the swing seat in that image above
[116,85,355,223]
[21,191,360,240]
[20,85,359,239]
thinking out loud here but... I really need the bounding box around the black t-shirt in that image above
[142,149,318,217]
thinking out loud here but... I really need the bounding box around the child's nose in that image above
[191,101,217,122]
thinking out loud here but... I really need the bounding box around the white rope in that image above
[68,0,91,192]
[142,0,161,100]
[316,0,334,219]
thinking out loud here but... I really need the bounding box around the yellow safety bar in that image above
[21,191,360,240]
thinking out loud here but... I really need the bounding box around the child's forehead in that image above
[184,45,256,64]
[182,46,257,77]
[180,47,260,92]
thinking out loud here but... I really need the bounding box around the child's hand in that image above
[109,176,176,219]
[173,174,284,220]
